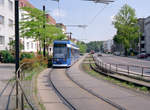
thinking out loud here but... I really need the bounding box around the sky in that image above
[29,0,150,42]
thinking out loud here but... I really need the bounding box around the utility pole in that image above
[65,32,72,40]
[43,5,46,57]
[69,32,72,40]
[15,0,19,109]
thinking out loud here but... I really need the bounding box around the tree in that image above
[86,41,103,52]
[20,7,66,56]
[77,41,87,53]
[112,4,139,56]
[8,40,24,55]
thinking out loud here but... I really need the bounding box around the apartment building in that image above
[0,0,14,50]
[138,17,150,54]
[103,39,113,53]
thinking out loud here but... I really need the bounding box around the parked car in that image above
[90,50,95,54]
[113,52,121,56]
[137,53,148,59]
[97,53,102,57]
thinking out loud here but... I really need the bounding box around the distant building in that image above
[56,23,67,34]
[138,16,150,54]
[103,39,113,53]
[0,0,14,50]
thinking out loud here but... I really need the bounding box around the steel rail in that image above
[66,68,126,110]
[48,69,76,110]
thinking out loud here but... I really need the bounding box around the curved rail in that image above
[48,69,76,110]
[66,69,126,110]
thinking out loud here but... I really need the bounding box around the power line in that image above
[88,4,108,25]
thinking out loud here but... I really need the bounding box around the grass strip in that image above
[33,67,46,110]
[24,66,45,81]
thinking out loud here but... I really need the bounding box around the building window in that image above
[8,19,13,28]
[31,43,33,49]
[8,0,13,11]
[9,37,13,42]
[27,42,29,50]
[21,14,25,20]
[0,36,4,45]
[0,0,4,6]
[0,15,4,25]
[141,36,145,40]
[141,44,145,48]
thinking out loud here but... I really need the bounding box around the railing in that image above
[15,62,35,110]
[93,56,150,78]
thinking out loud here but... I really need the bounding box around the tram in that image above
[52,40,80,67]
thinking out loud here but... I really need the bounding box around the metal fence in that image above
[93,56,150,78]
[15,63,36,110]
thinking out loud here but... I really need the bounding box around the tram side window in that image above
[67,48,70,58]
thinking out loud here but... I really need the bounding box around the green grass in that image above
[24,66,45,81]
[32,66,46,110]
[82,57,150,93]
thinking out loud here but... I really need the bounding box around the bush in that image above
[48,55,53,68]
[0,50,15,63]
[20,52,35,60]
[20,55,48,71]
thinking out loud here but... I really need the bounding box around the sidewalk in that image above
[67,55,150,110]
[37,68,69,110]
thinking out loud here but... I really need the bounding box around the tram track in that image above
[66,69,126,110]
[49,68,76,110]
[49,68,120,110]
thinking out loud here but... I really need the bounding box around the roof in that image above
[19,0,56,25]
[19,0,35,8]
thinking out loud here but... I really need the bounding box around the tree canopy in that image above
[112,4,139,55]
[20,7,66,54]
[86,41,103,52]
[76,41,87,53]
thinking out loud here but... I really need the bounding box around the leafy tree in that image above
[20,7,66,56]
[8,40,24,54]
[86,41,103,52]
[77,41,87,53]
[112,4,139,56]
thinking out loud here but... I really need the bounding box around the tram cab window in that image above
[53,44,67,58]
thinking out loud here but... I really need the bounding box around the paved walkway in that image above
[0,63,15,110]
[67,55,150,110]
[37,69,69,110]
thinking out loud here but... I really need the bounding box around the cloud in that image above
[52,9,66,18]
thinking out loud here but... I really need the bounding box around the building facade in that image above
[0,0,56,53]
[19,0,38,52]
[103,39,113,53]
[138,16,150,54]
[0,0,14,50]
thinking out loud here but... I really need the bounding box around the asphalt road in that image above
[0,63,15,110]
[0,63,15,81]
[97,54,150,76]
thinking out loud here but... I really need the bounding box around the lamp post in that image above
[15,0,19,109]
[43,5,46,57]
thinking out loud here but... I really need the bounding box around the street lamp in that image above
[65,25,88,29]
[14,0,19,109]
[81,0,114,4]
